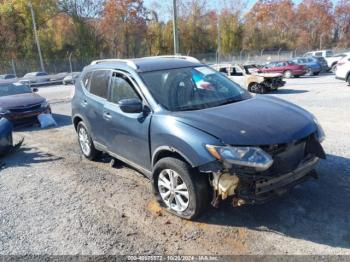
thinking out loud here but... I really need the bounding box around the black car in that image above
[72,56,326,219]
[0,83,51,126]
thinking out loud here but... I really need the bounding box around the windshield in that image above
[141,66,250,111]
[326,51,334,57]
[0,84,32,97]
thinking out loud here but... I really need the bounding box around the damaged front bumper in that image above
[209,156,319,207]
[237,156,319,205]
[204,132,325,207]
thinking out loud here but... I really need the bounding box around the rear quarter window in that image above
[82,71,92,90]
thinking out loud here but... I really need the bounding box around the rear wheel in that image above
[77,122,101,160]
[306,68,312,76]
[284,70,293,78]
[153,157,210,220]
[347,75,350,86]
[313,72,320,76]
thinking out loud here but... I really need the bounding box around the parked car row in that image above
[0,71,81,86]
[211,51,349,94]
[303,49,350,72]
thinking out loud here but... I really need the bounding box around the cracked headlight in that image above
[314,117,325,143]
[206,145,274,171]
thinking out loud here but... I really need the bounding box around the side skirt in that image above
[94,141,152,178]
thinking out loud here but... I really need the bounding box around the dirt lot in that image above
[1,74,350,255]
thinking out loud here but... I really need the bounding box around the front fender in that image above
[151,115,222,168]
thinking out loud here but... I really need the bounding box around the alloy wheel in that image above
[78,127,91,156]
[158,169,190,212]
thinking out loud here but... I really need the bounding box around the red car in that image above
[259,61,307,78]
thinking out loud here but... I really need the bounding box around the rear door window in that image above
[89,70,110,99]
[315,52,323,57]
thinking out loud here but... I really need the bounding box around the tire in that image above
[284,70,293,78]
[259,85,268,94]
[77,122,101,161]
[153,157,210,220]
[331,64,337,73]
[306,68,312,76]
[347,75,350,86]
[313,72,320,76]
[294,75,300,78]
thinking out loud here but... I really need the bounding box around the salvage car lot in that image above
[0,74,350,255]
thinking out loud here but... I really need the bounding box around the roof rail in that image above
[90,59,138,70]
[142,55,201,63]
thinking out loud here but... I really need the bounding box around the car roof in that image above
[87,56,202,73]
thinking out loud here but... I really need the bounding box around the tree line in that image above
[0,0,349,63]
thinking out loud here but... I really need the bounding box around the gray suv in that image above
[72,56,326,219]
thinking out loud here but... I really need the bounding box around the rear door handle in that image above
[103,112,112,120]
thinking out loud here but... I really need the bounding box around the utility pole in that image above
[29,2,45,72]
[172,0,179,55]
[217,13,221,64]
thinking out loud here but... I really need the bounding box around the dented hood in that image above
[173,96,317,146]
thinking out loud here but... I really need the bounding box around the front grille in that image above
[261,135,312,176]
[9,104,41,113]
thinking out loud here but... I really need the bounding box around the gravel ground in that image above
[0,74,350,255]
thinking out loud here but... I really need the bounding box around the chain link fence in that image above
[1,48,349,77]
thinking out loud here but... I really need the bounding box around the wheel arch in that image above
[152,146,195,170]
[346,71,350,82]
[72,114,88,131]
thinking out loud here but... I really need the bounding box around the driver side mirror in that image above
[119,98,143,113]
[32,88,38,92]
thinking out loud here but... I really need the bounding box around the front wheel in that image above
[77,122,101,160]
[284,70,293,78]
[153,157,210,220]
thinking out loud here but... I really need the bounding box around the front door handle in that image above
[103,112,112,120]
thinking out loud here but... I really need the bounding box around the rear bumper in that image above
[236,157,319,204]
